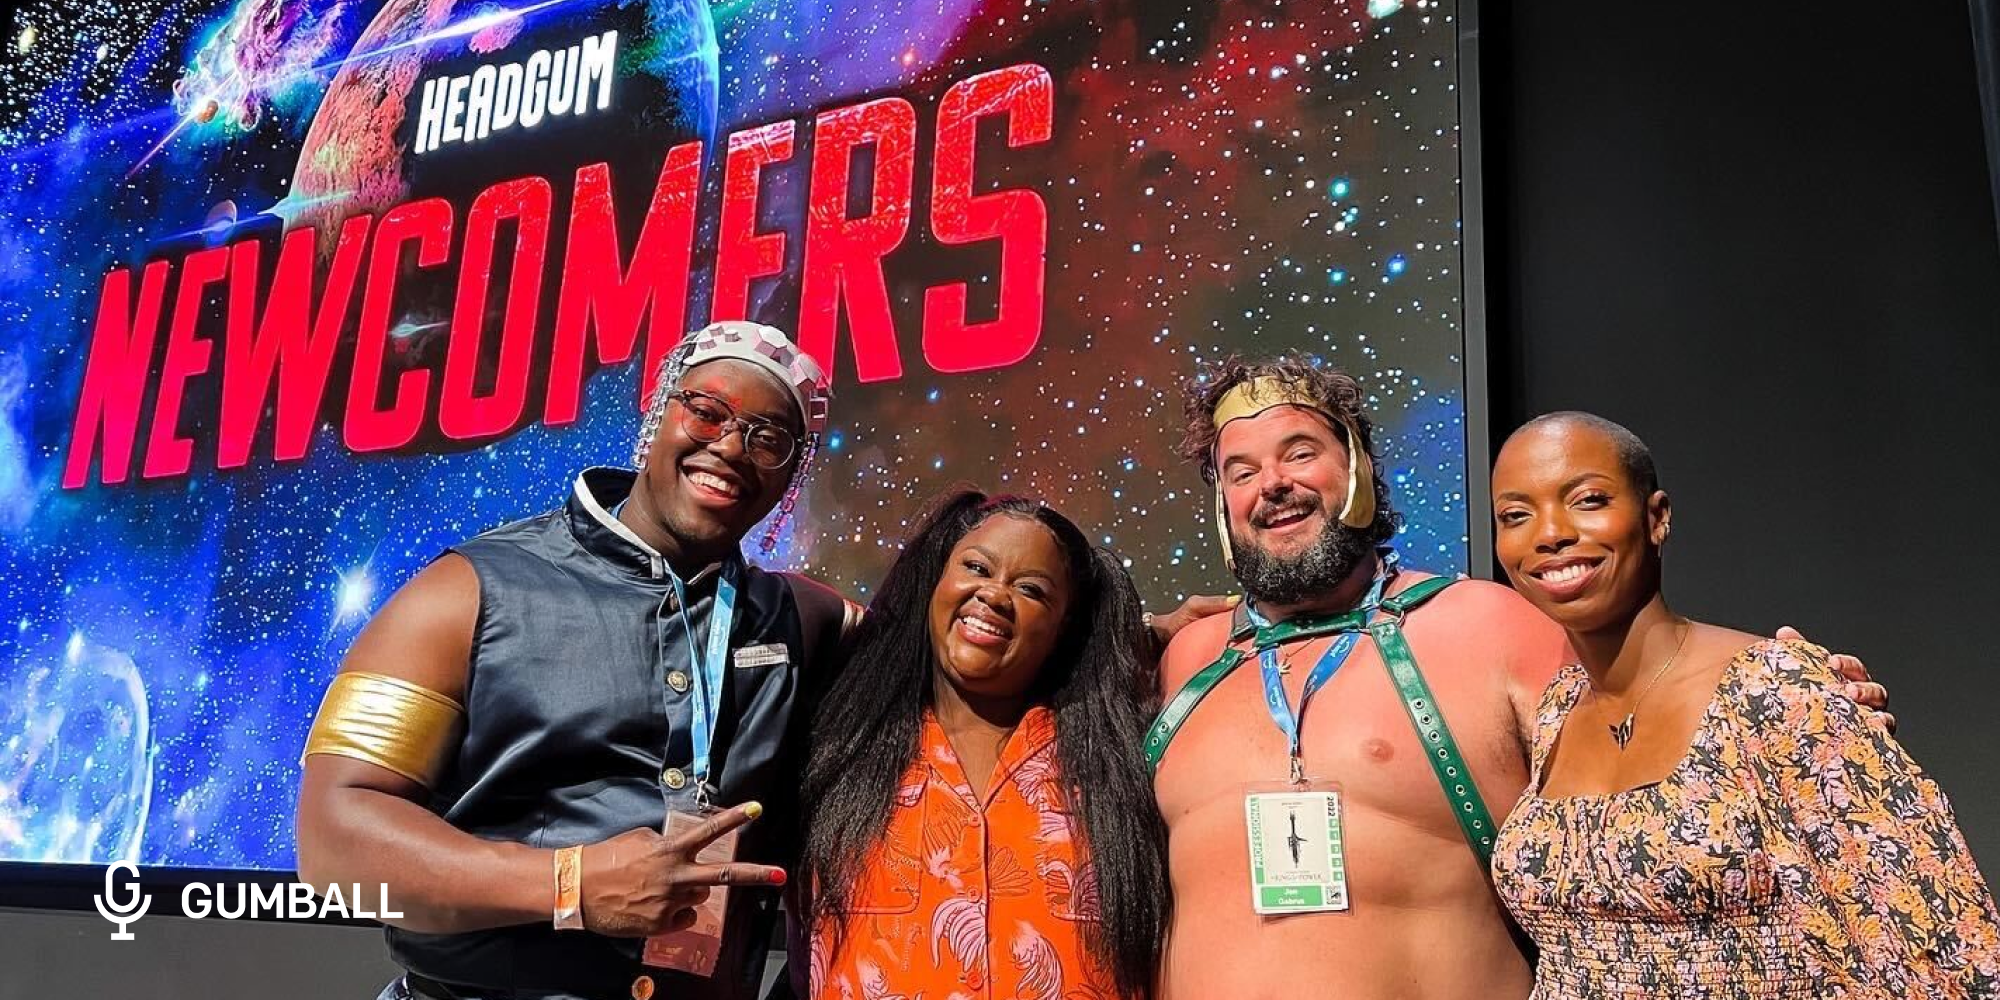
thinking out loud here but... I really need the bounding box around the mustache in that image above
[1251,493,1322,528]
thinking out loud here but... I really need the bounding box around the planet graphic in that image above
[282,0,720,245]
[0,634,154,863]
[203,199,239,241]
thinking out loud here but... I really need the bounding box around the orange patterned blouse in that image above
[1494,639,2000,998]
[808,706,1119,1000]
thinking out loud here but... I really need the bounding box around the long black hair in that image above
[801,488,1171,998]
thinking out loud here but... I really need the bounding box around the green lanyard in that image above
[1142,576,1497,868]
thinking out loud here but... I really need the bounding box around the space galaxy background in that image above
[0,0,1472,869]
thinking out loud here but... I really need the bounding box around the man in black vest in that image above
[298,322,854,1000]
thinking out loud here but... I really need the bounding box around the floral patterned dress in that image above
[810,706,1118,1000]
[1492,639,2000,998]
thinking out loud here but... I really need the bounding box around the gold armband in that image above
[302,672,465,788]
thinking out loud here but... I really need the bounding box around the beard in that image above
[1229,496,1377,607]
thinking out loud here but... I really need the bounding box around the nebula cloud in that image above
[172,0,347,130]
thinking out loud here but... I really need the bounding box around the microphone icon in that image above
[94,860,152,940]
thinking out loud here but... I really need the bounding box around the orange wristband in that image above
[553,846,584,930]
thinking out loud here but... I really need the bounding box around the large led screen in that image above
[0,0,1476,869]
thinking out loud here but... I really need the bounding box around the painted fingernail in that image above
[742,802,764,820]
[1227,595,1243,606]
[769,869,788,886]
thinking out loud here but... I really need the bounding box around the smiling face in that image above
[1216,405,1375,602]
[635,358,801,557]
[925,513,1075,704]
[1491,420,1670,634]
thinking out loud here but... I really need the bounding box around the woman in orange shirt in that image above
[799,489,1169,1000]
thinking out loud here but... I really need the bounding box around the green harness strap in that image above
[1142,576,1497,867]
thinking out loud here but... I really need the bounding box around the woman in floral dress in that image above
[1487,411,2000,998]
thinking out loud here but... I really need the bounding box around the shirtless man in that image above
[1150,356,1884,1000]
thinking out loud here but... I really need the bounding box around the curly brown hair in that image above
[1177,354,1401,547]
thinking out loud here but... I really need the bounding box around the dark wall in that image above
[0,908,395,999]
[1481,1,2000,874]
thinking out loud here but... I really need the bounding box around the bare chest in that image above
[1155,634,1529,842]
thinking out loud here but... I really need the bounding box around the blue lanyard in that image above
[1248,560,1393,784]
[666,563,737,801]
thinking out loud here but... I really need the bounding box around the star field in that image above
[0,0,1472,869]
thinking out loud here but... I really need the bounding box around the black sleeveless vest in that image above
[388,467,810,1000]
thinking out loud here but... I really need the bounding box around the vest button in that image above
[662,767,687,790]
[662,591,679,613]
[631,975,655,1000]
[667,670,690,693]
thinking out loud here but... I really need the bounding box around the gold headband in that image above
[302,672,465,788]
[1209,376,1377,569]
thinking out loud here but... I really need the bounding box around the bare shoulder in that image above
[1160,605,1238,689]
[340,553,481,701]
[1703,623,1771,654]
[308,555,479,804]
[1410,578,1568,671]
[1399,576,1571,746]
[1414,576,1545,625]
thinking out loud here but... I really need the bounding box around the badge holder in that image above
[1243,769,1349,916]
[643,789,737,976]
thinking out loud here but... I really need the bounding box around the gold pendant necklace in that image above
[1276,640,1312,674]
[1275,624,1347,673]
[1605,621,1691,751]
